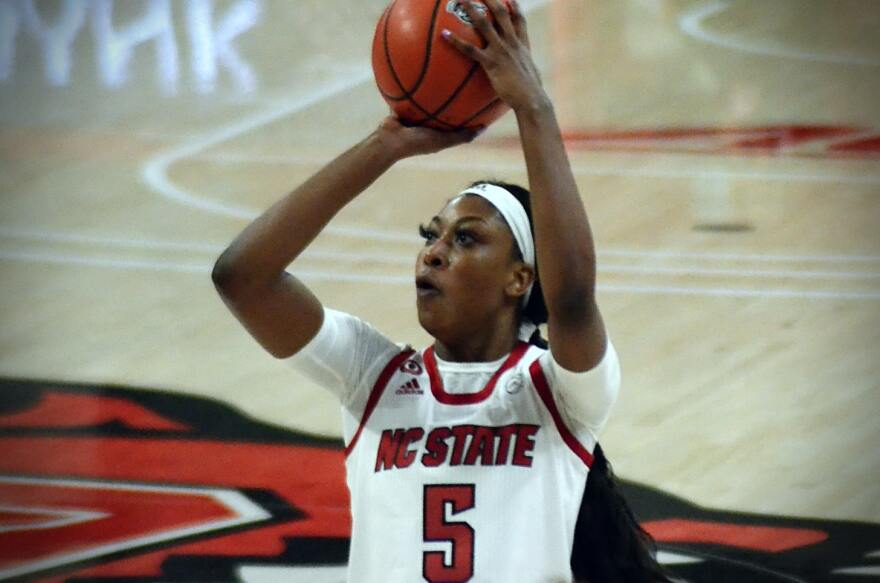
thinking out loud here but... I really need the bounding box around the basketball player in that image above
[213,0,668,581]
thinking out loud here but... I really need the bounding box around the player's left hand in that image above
[442,0,548,113]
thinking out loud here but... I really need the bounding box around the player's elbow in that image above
[212,254,235,288]
[211,252,253,296]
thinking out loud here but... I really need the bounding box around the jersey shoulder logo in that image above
[399,359,423,376]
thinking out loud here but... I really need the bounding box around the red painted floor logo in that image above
[0,378,878,582]
[0,477,269,580]
[489,125,880,158]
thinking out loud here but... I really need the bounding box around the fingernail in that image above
[441,28,451,39]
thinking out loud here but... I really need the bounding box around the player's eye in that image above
[454,229,476,245]
[418,224,438,244]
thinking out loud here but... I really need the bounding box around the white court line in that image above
[0,226,411,259]
[141,0,555,225]
[3,227,880,267]
[4,251,880,300]
[602,264,880,281]
[0,227,418,263]
[679,1,880,67]
[831,566,880,577]
[0,226,225,253]
[138,0,879,261]
[0,250,410,283]
[27,0,876,301]
[0,250,212,274]
[601,248,880,264]
[4,240,878,281]
[196,150,880,186]
[601,283,880,301]
[141,72,374,222]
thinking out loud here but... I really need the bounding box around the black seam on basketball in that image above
[395,62,483,127]
[381,0,408,100]
[413,0,445,94]
[378,85,459,129]
[382,0,443,99]
[423,62,481,119]
[377,79,460,129]
[380,4,457,129]
[456,97,503,129]
[377,85,415,103]
[379,0,478,130]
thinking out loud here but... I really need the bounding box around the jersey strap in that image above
[528,359,595,468]
[423,341,530,405]
[344,348,416,457]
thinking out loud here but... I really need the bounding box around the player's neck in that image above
[432,315,519,363]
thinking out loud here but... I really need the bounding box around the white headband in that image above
[458,183,537,342]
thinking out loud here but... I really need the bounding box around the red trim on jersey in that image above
[344,349,415,458]
[424,342,530,405]
[528,360,594,468]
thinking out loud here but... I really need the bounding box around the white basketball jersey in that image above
[342,341,596,583]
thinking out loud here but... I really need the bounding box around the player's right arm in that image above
[212,117,477,359]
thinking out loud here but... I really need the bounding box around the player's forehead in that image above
[430,194,503,227]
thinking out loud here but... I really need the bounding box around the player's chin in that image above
[415,301,437,327]
[415,287,444,312]
[416,299,449,337]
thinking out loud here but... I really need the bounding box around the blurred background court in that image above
[1,0,879,580]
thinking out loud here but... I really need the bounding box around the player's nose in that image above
[422,239,448,268]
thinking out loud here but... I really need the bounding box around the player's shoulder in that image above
[374,343,422,375]
[508,343,549,376]
[521,339,621,383]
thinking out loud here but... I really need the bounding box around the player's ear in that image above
[505,263,534,300]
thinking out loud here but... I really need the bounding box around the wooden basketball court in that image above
[1,0,878,579]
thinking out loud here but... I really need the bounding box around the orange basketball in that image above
[372,0,511,131]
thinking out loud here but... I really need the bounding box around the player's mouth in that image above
[415,274,442,298]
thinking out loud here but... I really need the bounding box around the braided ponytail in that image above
[572,444,671,582]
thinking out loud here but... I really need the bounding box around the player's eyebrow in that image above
[428,215,489,228]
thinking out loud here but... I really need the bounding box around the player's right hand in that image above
[375,115,482,159]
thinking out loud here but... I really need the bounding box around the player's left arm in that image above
[444,0,606,371]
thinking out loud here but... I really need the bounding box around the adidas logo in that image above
[396,379,423,395]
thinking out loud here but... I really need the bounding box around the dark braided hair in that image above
[466,180,671,582]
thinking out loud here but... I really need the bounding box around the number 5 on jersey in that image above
[423,484,476,583]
